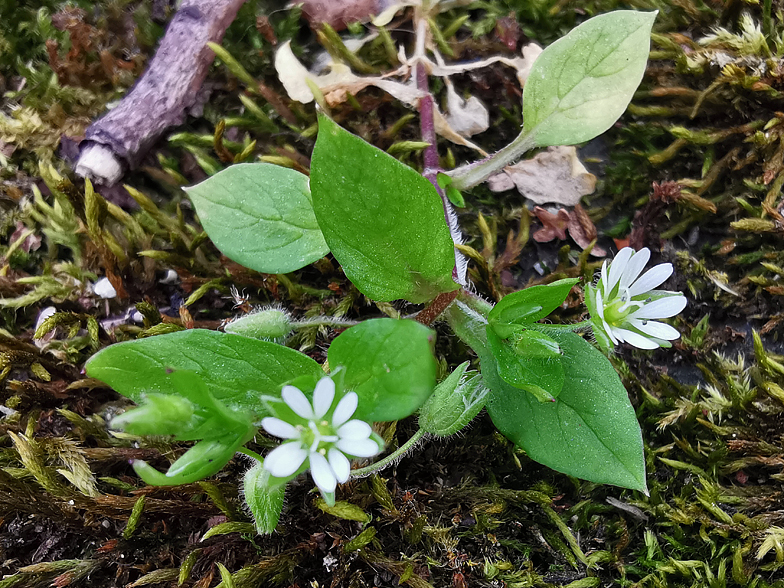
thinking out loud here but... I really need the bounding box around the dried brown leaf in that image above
[493,146,596,206]
[532,207,570,242]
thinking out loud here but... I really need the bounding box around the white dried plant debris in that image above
[274,32,541,157]
[33,306,57,348]
[93,277,118,299]
[275,41,425,107]
[490,146,597,206]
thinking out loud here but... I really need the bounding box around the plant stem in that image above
[292,317,361,329]
[448,127,537,191]
[350,428,426,478]
[415,289,459,326]
[413,14,466,286]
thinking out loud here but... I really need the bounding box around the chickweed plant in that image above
[86,9,687,533]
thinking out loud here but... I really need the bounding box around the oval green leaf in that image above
[85,329,323,414]
[523,11,656,147]
[310,114,458,303]
[328,318,437,421]
[184,163,329,274]
[485,328,647,493]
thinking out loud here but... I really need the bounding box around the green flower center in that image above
[299,420,338,453]
[602,293,643,326]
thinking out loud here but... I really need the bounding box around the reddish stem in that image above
[415,290,460,326]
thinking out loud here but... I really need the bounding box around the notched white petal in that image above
[619,248,650,291]
[337,420,372,440]
[264,443,307,477]
[261,417,299,439]
[312,377,336,419]
[606,247,633,295]
[629,295,687,320]
[337,437,380,458]
[612,327,660,349]
[328,448,351,483]
[282,385,315,419]
[628,263,673,297]
[309,451,337,493]
[630,319,680,340]
[331,392,358,428]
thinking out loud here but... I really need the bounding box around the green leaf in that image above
[485,329,647,492]
[85,329,323,414]
[487,327,563,402]
[184,163,329,274]
[243,463,286,534]
[310,114,458,303]
[523,11,656,147]
[328,318,437,421]
[418,362,489,437]
[489,278,579,337]
[437,172,465,207]
[131,434,246,486]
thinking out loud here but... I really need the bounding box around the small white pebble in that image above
[93,277,117,299]
[159,269,179,285]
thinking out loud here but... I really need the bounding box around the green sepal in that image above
[243,462,287,534]
[418,361,489,437]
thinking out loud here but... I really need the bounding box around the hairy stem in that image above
[292,317,361,329]
[415,289,460,326]
[447,127,537,191]
[350,428,426,478]
[413,14,466,286]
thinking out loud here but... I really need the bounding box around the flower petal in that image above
[612,327,659,349]
[629,319,680,340]
[337,437,380,458]
[312,377,335,419]
[628,295,687,320]
[338,420,372,440]
[328,447,351,483]
[309,451,337,493]
[600,259,609,295]
[261,417,299,439]
[331,392,358,428]
[606,247,633,297]
[628,263,672,297]
[619,248,650,292]
[594,290,618,345]
[602,317,618,344]
[263,442,307,477]
[281,385,315,419]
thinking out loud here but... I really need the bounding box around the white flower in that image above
[586,247,687,350]
[261,377,381,500]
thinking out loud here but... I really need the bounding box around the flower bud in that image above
[225,308,292,342]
